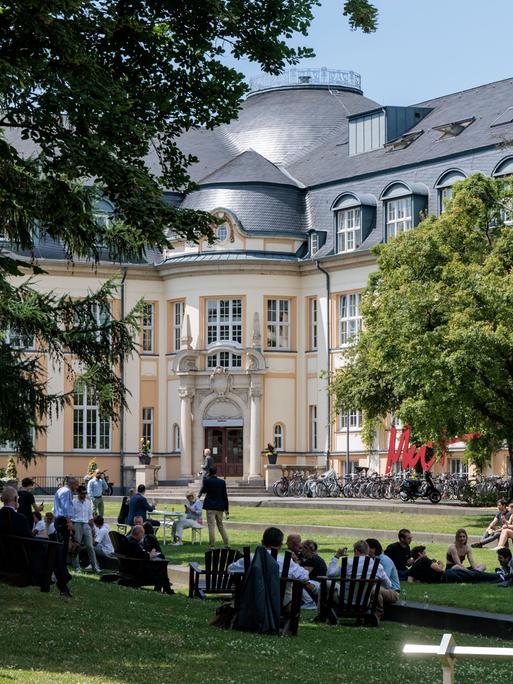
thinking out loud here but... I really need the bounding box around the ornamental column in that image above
[178,387,194,480]
[249,382,262,481]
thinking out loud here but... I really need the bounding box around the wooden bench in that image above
[189,547,242,599]
[0,533,62,592]
[104,531,169,589]
[316,555,382,626]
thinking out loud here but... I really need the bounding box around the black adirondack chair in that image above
[233,546,304,636]
[104,530,169,589]
[189,547,242,599]
[316,555,382,626]
[0,533,61,592]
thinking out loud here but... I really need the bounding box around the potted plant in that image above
[263,443,278,465]
[6,456,18,483]
[138,438,152,465]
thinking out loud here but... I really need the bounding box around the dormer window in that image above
[434,169,466,214]
[386,130,423,152]
[492,157,513,224]
[491,107,513,128]
[433,117,475,139]
[380,182,428,242]
[310,232,319,255]
[332,193,376,253]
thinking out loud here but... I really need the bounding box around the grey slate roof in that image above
[163,250,300,264]
[180,185,307,236]
[198,149,301,187]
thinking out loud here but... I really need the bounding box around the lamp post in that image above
[345,411,350,476]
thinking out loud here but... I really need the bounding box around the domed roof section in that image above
[199,150,301,187]
[220,86,380,168]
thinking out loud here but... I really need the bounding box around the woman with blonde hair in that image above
[446,528,486,572]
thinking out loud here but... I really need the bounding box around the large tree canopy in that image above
[331,173,513,472]
[0,0,377,462]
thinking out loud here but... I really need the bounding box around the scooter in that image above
[399,470,441,504]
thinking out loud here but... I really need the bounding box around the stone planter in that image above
[138,454,151,465]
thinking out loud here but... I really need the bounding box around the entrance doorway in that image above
[204,427,243,477]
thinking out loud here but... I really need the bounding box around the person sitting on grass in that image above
[384,529,413,580]
[471,498,510,548]
[33,511,56,539]
[447,529,486,572]
[92,516,114,563]
[408,546,497,584]
[489,503,513,550]
[366,538,401,592]
[496,548,513,586]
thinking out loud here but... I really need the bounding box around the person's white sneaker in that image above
[84,565,94,572]
[74,567,82,573]
[171,540,183,546]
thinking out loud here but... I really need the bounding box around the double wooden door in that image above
[204,427,243,477]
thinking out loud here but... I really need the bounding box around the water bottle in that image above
[423,591,429,607]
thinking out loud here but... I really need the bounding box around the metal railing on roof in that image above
[248,67,361,94]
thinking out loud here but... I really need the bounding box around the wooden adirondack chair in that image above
[0,533,61,592]
[316,555,382,626]
[189,547,242,599]
[232,546,304,636]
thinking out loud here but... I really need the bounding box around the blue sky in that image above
[223,0,513,105]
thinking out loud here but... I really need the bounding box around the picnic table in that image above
[152,510,184,544]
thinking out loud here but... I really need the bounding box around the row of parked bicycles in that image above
[272,468,513,504]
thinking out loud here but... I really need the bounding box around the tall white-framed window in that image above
[309,298,318,351]
[438,186,453,214]
[386,197,412,240]
[450,458,468,475]
[206,299,242,345]
[173,301,184,352]
[141,303,154,353]
[73,383,110,450]
[339,293,361,346]
[142,407,154,450]
[337,207,361,253]
[207,351,242,369]
[311,233,319,255]
[75,302,111,343]
[266,299,290,349]
[173,423,181,452]
[338,410,362,430]
[273,423,284,451]
[5,327,35,350]
[309,405,318,451]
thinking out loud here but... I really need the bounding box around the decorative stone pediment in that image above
[204,398,242,421]
[209,367,232,396]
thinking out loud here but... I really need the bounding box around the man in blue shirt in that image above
[52,476,78,598]
[87,470,108,517]
[366,537,400,618]
[127,484,159,527]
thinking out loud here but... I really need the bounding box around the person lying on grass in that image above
[408,546,497,584]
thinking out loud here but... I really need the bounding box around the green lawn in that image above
[2,578,513,684]
[82,500,494,536]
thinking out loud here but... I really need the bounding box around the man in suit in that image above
[199,466,229,548]
[0,486,32,536]
[126,525,173,594]
[0,486,72,596]
[127,484,159,527]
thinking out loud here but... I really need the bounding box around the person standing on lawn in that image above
[17,477,44,529]
[471,499,510,548]
[199,466,229,548]
[71,485,100,574]
[87,469,108,517]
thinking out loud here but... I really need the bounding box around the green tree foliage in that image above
[0,1,377,464]
[331,174,513,473]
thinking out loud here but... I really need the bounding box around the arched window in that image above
[332,193,376,253]
[173,424,181,452]
[73,382,110,450]
[380,182,428,242]
[273,423,284,451]
[492,158,513,224]
[434,169,466,214]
